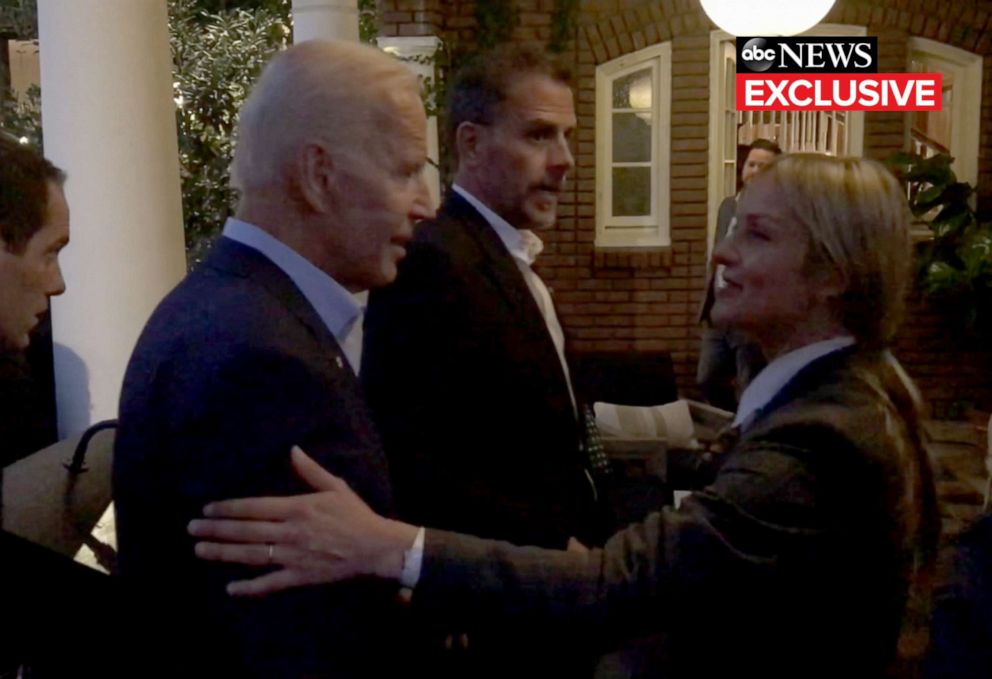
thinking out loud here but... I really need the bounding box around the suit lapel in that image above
[203,238,354,374]
[748,346,860,432]
[441,193,576,412]
[442,193,552,339]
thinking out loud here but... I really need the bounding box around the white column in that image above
[292,0,359,43]
[38,0,186,437]
[378,36,442,207]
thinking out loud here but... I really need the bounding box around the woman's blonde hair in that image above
[755,153,913,348]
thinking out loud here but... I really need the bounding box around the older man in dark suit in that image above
[113,40,433,677]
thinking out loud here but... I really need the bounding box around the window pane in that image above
[613,112,652,163]
[613,68,652,109]
[612,167,651,216]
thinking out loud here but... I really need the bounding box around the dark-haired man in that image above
[0,135,117,676]
[364,44,603,553]
[361,44,606,676]
[0,136,68,354]
[0,135,69,465]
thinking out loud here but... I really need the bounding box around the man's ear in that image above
[296,142,335,213]
[454,121,484,168]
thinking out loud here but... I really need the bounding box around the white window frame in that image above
[706,24,866,260]
[595,42,672,249]
[908,37,982,188]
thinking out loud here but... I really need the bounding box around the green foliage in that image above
[475,0,518,50]
[0,82,41,147]
[888,151,992,331]
[548,0,578,54]
[0,0,37,38]
[184,0,288,12]
[170,0,290,255]
[358,0,378,44]
[0,1,40,147]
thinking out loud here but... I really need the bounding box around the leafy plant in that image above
[888,151,992,331]
[0,82,41,146]
[170,0,290,257]
[548,0,578,54]
[358,0,377,44]
[0,0,37,38]
[475,0,518,50]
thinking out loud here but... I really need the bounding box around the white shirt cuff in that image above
[399,526,425,588]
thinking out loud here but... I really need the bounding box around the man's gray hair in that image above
[231,40,419,193]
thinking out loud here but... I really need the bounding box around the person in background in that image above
[925,511,992,678]
[190,153,940,679]
[696,138,781,410]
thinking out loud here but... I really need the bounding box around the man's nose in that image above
[549,135,574,174]
[49,264,67,297]
[712,229,737,267]
[412,175,435,221]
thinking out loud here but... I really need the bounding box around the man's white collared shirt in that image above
[451,184,576,413]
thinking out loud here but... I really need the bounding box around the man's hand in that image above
[188,446,419,596]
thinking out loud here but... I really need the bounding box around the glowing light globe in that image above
[700,0,837,36]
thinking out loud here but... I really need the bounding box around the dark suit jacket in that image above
[926,512,992,678]
[362,191,602,549]
[0,529,129,676]
[414,348,935,678]
[114,238,404,678]
[698,194,737,324]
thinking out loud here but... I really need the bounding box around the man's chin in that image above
[709,307,734,330]
[0,334,29,354]
[525,210,557,230]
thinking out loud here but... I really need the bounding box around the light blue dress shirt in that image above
[221,217,364,372]
[734,335,856,432]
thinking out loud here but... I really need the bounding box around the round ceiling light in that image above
[700,0,837,36]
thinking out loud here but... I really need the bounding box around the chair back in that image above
[1,420,117,569]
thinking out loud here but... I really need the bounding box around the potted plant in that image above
[887,151,992,333]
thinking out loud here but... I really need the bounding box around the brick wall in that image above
[378,0,992,416]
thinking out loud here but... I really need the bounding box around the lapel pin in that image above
[335,356,344,369]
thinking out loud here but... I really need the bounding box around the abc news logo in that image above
[738,37,876,74]
[735,36,940,112]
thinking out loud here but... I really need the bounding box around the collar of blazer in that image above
[441,191,554,325]
[438,191,577,409]
[745,344,862,433]
[203,237,354,373]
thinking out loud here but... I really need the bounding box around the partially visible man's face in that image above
[740,148,778,185]
[327,86,434,291]
[471,73,576,230]
[0,181,69,351]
